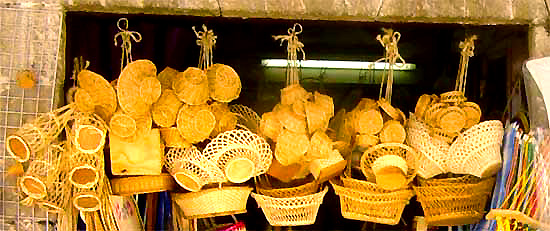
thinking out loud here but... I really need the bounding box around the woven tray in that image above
[173,186,252,219]
[110,174,178,196]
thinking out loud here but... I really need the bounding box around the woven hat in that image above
[230,104,261,134]
[173,67,210,105]
[274,129,310,166]
[160,127,191,148]
[371,154,408,190]
[379,120,406,144]
[361,143,416,190]
[152,89,183,128]
[176,104,216,144]
[206,64,242,102]
[259,111,282,141]
[460,102,481,129]
[277,105,307,134]
[210,102,238,138]
[157,66,179,90]
[164,146,225,191]
[355,108,384,135]
[306,130,333,161]
[280,84,310,106]
[77,70,117,121]
[117,59,157,117]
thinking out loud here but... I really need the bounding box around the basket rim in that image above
[175,186,253,200]
[251,186,328,205]
[74,124,106,154]
[73,192,101,212]
[20,175,47,199]
[6,135,32,163]
[69,164,100,189]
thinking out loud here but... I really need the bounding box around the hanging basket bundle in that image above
[259,111,282,141]
[230,104,261,133]
[206,64,242,102]
[251,187,328,226]
[274,129,310,166]
[173,186,253,219]
[173,67,210,106]
[67,113,107,154]
[116,59,158,117]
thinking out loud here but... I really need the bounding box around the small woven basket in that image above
[173,186,253,219]
[203,130,272,183]
[274,129,310,166]
[173,67,210,105]
[157,66,178,90]
[73,88,95,113]
[414,94,434,119]
[77,69,118,120]
[305,100,330,134]
[152,89,183,128]
[117,59,157,117]
[435,106,466,134]
[68,150,102,189]
[413,176,495,226]
[251,187,328,226]
[406,116,448,177]
[360,143,416,190]
[73,187,102,212]
[68,113,107,154]
[355,109,384,135]
[331,178,414,225]
[159,127,191,148]
[110,174,178,195]
[165,146,225,191]
[447,120,504,178]
[206,64,242,102]
[230,104,261,134]
[177,104,216,144]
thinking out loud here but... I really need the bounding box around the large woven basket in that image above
[172,186,253,219]
[256,179,319,198]
[110,174,178,195]
[406,115,447,178]
[331,178,414,225]
[413,176,495,226]
[251,187,328,226]
[360,143,416,190]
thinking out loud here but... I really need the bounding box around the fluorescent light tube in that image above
[261,59,416,70]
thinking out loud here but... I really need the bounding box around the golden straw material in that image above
[415,94,433,119]
[314,91,334,118]
[414,177,495,226]
[251,187,329,226]
[436,106,466,134]
[152,89,183,128]
[139,77,162,105]
[406,115,448,177]
[371,155,408,190]
[19,143,64,199]
[417,175,482,187]
[210,102,238,138]
[305,100,330,134]
[309,150,346,182]
[173,186,252,219]
[423,103,447,125]
[69,149,102,189]
[330,178,414,225]
[440,91,467,105]
[259,111,282,141]
[74,88,95,113]
[360,143,416,189]
[77,70,117,120]
[292,100,307,118]
[257,180,319,198]
[6,104,74,163]
[69,114,107,154]
[377,99,401,121]
[379,120,406,144]
[109,111,137,138]
[117,59,157,117]
[277,105,307,134]
[203,129,273,183]
[280,84,309,106]
[36,180,69,213]
[460,102,481,129]
[430,127,458,145]
[110,174,178,195]
[176,104,216,143]
[355,134,379,152]
[355,109,384,135]
[354,98,378,112]
[206,64,242,102]
[173,67,210,105]
[275,129,310,166]
[230,104,261,134]
[157,66,179,90]
[73,188,102,212]
[165,146,225,191]
[447,120,504,178]
[160,127,191,148]
[306,130,333,161]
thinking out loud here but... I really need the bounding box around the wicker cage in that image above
[173,186,253,219]
[165,146,225,191]
[203,130,272,183]
[230,104,261,134]
[330,178,414,225]
[413,176,495,226]
[251,187,328,226]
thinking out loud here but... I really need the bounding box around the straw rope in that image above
[193,24,217,70]
[455,35,477,93]
[114,18,142,72]
[273,23,305,86]
[376,28,405,104]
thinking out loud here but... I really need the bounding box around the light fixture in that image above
[261,59,416,70]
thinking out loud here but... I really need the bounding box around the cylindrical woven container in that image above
[230,104,261,134]
[37,180,69,213]
[68,150,102,189]
[413,176,495,226]
[331,178,414,225]
[164,146,225,191]
[68,114,107,154]
[360,143,416,190]
[173,186,253,219]
[117,59,157,117]
[206,64,242,102]
[110,174,179,196]
[440,91,466,105]
[251,187,328,226]
[177,104,216,144]
[173,67,210,105]
[406,116,447,178]
[203,130,272,183]
[152,89,183,128]
[447,120,504,178]
[159,127,191,148]
[6,104,74,162]
[73,187,102,212]
[19,143,64,199]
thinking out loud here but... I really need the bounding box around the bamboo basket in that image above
[117,59,157,117]
[230,104,261,134]
[68,150,102,189]
[68,113,107,154]
[36,180,69,213]
[331,178,414,225]
[110,174,178,195]
[406,116,447,177]
[173,67,210,105]
[354,108,384,135]
[413,176,495,226]
[152,89,183,128]
[177,104,216,144]
[274,129,310,166]
[360,143,416,190]
[257,178,319,198]
[251,187,328,226]
[173,186,253,219]
[206,64,242,102]
[73,187,102,212]
[165,146,225,191]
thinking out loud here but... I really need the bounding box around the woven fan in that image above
[117,59,157,117]
[77,70,117,120]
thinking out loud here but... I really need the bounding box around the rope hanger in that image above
[273,23,306,86]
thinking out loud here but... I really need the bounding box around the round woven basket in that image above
[117,59,157,117]
[20,160,54,199]
[259,111,282,142]
[165,146,225,191]
[139,76,162,105]
[160,127,191,148]
[177,104,216,144]
[415,94,433,119]
[109,111,137,138]
[173,67,210,105]
[206,64,242,102]
[447,120,504,178]
[73,188,101,212]
[173,186,253,219]
[360,143,416,190]
[406,116,448,177]
[152,89,183,128]
[274,129,309,166]
[230,104,261,134]
[440,91,466,105]
[371,155,408,190]
[203,130,272,183]
[251,187,328,226]
[460,102,481,129]
[280,84,309,106]
[210,102,238,138]
[377,99,401,121]
[68,150,102,189]
[413,176,495,226]
[330,178,414,225]
[436,106,466,134]
[257,179,319,198]
[77,70,117,120]
[355,109,384,135]
[157,66,179,90]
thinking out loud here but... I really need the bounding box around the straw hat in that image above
[173,67,210,105]
[280,84,310,106]
[157,66,179,90]
[176,104,216,143]
[117,59,157,117]
[77,70,117,120]
[275,129,310,166]
[206,64,242,102]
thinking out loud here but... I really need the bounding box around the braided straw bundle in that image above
[77,70,117,121]
[117,59,157,117]
[361,143,416,190]
[7,104,74,163]
[164,146,225,191]
[206,64,242,102]
[176,104,216,143]
[173,186,253,219]
[160,127,191,148]
[251,187,329,226]
[230,104,261,133]
[203,129,272,183]
[274,129,310,166]
[152,89,183,128]
[173,67,210,105]
[210,102,238,138]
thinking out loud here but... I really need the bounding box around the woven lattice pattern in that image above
[230,104,260,134]
[257,181,319,198]
[173,186,252,219]
[110,174,177,195]
[360,143,416,186]
[164,146,224,191]
[68,149,102,189]
[36,176,69,213]
[406,115,447,178]
[440,91,467,105]
[251,187,328,226]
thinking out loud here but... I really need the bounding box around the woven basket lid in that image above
[176,104,216,143]
[424,102,447,125]
[206,64,242,102]
[173,67,210,105]
[379,120,406,144]
[460,102,481,129]
[157,66,179,90]
[280,84,310,106]
[77,70,117,119]
[275,129,310,166]
[436,106,466,134]
[117,60,157,117]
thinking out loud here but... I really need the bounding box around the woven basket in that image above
[203,130,272,183]
[377,99,401,121]
[259,111,282,141]
[173,186,253,219]
[430,127,458,145]
[406,116,447,178]
[77,70,118,120]
[414,176,495,226]
[355,109,384,135]
[280,84,309,106]
[173,67,210,105]
[414,94,434,119]
[73,187,102,212]
[109,111,137,138]
[277,105,307,134]
[447,120,504,178]
[371,155,408,190]
[440,91,466,105]
[305,100,329,134]
[117,59,157,117]
[19,143,64,199]
[157,66,179,90]
[417,175,481,187]
[177,104,216,144]
[165,146,225,191]
[313,91,334,119]
[36,180,69,213]
[360,143,416,190]
[230,104,261,134]
[73,88,95,113]
[152,89,183,128]
[331,178,414,225]
[159,127,191,148]
[110,174,178,195]
[139,76,162,105]
[423,103,447,126]
[379,120,406,144]
[68,149,102,189]
[305,130,333,161]
[435,106,466,134]
[257,180,319,198]
[206,64,242,102]
[274,129,310,166]
[460,102,481,129]
[210,102,238,138]
[68,114,107,154]
[251,187,328,226]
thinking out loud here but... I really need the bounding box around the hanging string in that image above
[455,35,477,93]
[193,24,217,70]
[114,18,142,72]
[273,23,306,86]
[375,28,405,104]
